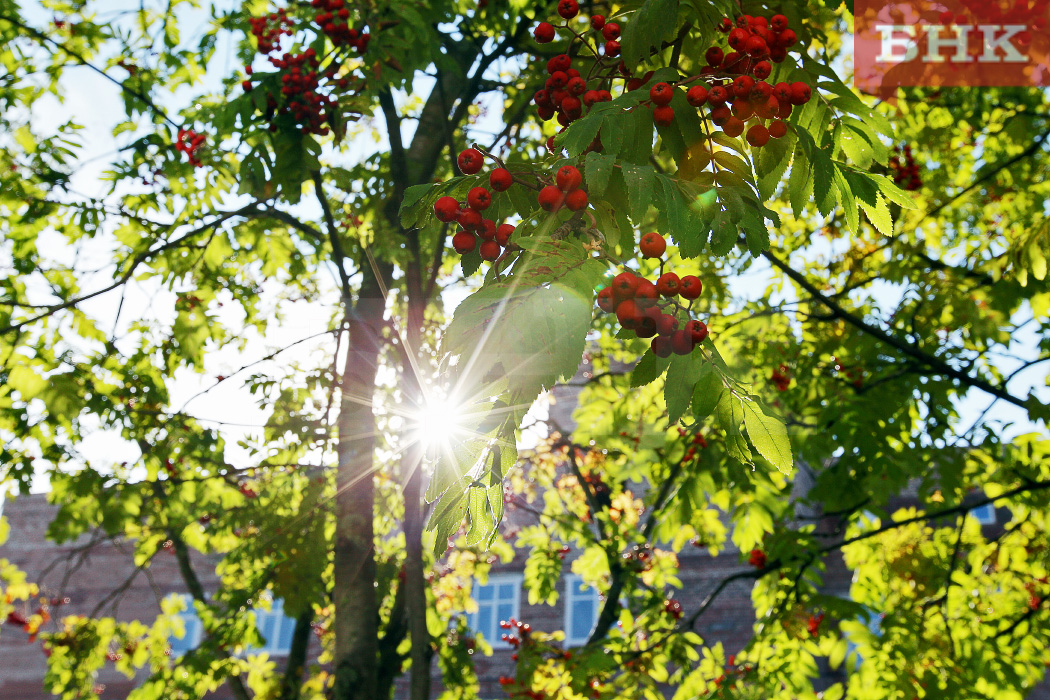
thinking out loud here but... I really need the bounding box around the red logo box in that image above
[855,0,1050,94]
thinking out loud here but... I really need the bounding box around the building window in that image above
[971,502,996,525]
[168,594,203,656]
[467,574,522,648]
[167,594,297,656]
[248,598,298,656]
[563,575,601,646]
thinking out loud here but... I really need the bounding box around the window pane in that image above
[571,599,594,639]
[497,603,513,625]
[171,615,199,655]
[277,615,296,652]
[476,584,494,601]
[478,606,493,640]
[498,583,515,600]
[258,611,277,645]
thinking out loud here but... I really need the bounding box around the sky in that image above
[4,0,1048,496]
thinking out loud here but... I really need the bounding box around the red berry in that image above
[479,219,497,240]
[549,70,569,89]
[496,223,515,246]
[567,76,588,96]
[753,60,771,79]
[773,82,793,103]
[434,196,460,222]
[479,240,501,261]
[604,39,621,56]
[708,86,729,105]
[748,548,767,568]
[686,85,708,107]
[602,22,620,40]
[534,22,556,43]
[728,27,749,50]
[710,106,732,127]
[732,100,754,120]
[745,35,768,57]
[489,168,513,191]
[639,232,667,258]
[679,275,703,299]
[458,148,484,174]
[718,17,732,33]
[705,46,724,66]
[452,230,477,253]
[547,54,572,73]
[777,29,798,47]
[789,81,811,105]
[651,336,673,358]
[670,329,693,355]
[733,75,755,99]
[538,185,565,212]
[458,208,482,229]
[566,189,589,211]
[556,165,583,191]
[616,299,643,327]
[558,0,579,19]
[655,313,678,335]
[650,82,674,106]
[653,105,675,126]
[591,15,605,31]
[754,95,779,120]
[769,120,788,138]
[597,287,616,312]
[771,14,788,32]
[656,272,680,297]
[747,124,770,148]
[723,117,745,138]
[612,271,639,299]
[634,278,659,307]
[467,186,492,210]
[769,45,788,62]
[685,319,708,344]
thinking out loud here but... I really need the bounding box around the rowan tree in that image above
[1,0,1050,700]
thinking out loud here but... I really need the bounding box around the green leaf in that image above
[665,351,705,424]
[632,349,671,387]
[691,366,723,418]
[622,0,680,67]
[585,150,615,197]
[741,400,793,474]
[621,163,657,223]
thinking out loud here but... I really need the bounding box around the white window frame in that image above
[467,573,522,649]
[971,502,996,525]
[563,574,601,646]
[168,594,204,655]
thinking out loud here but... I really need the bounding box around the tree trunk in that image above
[333,267,387,700]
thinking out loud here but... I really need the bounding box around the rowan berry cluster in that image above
[677,427,708,462]
[532,51,613,128]
[309,0,370,51]
[663,598,683,619]
[175,129,205,167]
[595,234,709,358]
[668,14,810,145]
[890,144,922,191]
[806,612,824,637]
[538,165,589,212]
[748,548,767,568]
[433,149,519,262]
[770,363,791,391]
[499,618,532,649]
[247,8,294,54]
